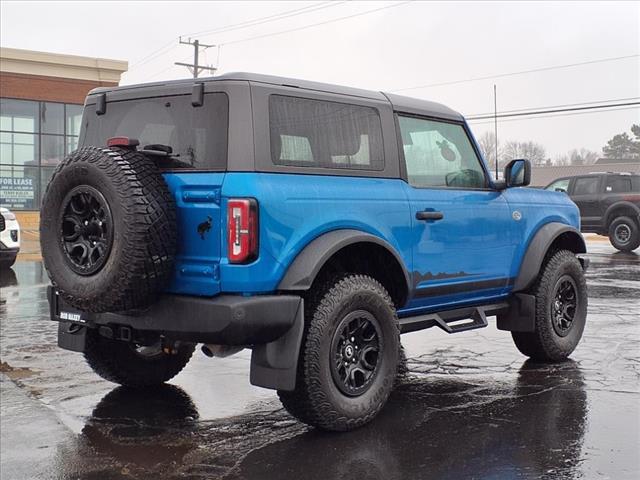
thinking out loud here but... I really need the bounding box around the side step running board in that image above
[399,302,509,335]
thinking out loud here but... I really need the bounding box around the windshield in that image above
[79,93,228,170]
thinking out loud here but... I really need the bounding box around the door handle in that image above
[416,210,444,221]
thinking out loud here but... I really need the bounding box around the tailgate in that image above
[163,172,226,296]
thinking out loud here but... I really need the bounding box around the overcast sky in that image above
[2,0,638,159]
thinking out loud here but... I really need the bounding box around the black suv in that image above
[545,172,640,251]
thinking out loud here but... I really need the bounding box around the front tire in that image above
[608,216,640,252]
[278,274,400,431]
[512,250,587,362]
[84,329,195,387]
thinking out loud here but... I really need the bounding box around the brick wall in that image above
[0,71,117,104]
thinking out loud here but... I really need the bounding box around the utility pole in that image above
[493,84,499,179]
[175,37,218,78]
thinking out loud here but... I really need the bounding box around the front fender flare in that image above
[277,229,411,295]
[513,222,586,292]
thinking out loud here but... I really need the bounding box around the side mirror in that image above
[504,159,531,188]
[555,187,567,193]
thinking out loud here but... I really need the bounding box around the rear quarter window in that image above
[269,95,384,171]
[605,176,632,193]
[80,93,229,170]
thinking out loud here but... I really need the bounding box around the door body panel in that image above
[401,185,515,315]
[569,176,603,230]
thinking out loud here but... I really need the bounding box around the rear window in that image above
[269,95,384,170]
[80,93,228,170]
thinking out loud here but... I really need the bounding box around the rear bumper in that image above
[48,286,303,345]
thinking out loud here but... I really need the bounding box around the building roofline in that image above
[0,47,127,83]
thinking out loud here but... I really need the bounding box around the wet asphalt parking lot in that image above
[0,239,638,480]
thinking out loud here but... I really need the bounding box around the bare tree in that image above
[555,148,599,166]
[477,132,501,170]
[569,148,599,165]
[503,140,547,166]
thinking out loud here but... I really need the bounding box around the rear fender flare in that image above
[277,229,411,295]
[604,201,640,228]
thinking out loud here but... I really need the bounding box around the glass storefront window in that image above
[0,98,39,133]
[40,167,56,201]
[42,102,65,134]
[66,135,79,154]
[42,135,65,166]
[0,132,38,166]
[66,104,83,137]
[0,98,84,209]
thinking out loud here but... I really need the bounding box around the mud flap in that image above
[57,321,87,352]
[497,293,536,332]
[250,299,304,391]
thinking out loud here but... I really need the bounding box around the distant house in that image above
[530,162,640,187]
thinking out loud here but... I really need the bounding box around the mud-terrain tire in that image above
[278,274,400,431]
[608,216,640,252]
[512,250,587,362]
[84,329,195,387]
[40,146,176,312]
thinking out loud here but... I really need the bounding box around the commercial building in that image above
[0,48,127,227]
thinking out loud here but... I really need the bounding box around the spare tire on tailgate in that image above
[40,146,176,313]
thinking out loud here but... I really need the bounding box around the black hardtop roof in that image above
[88,72,464,121]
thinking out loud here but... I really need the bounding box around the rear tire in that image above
[84,329,195,387]
[608,216,640,252]
[512,250,587,362]
[278,274,400,431]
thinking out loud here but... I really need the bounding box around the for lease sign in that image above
[0,176,35,208]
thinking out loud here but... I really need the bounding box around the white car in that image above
[0,207,20,268]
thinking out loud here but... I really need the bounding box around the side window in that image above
[269,95,384,170]
[397,115,486,189]
[573,177,600,195]
[546,178,570,192]
[605,176,632,193]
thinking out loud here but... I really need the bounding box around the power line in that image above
[390,54,640,92]
[128,40,178,70]
[466,101,640,121]
[467,105,640,126]
[467,97,640,118]
[186,1,343,38]
[128,2,342,72]
[220,1,413,47]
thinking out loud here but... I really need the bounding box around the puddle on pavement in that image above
[1,243,638,479]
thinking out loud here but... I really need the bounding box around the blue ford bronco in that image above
[41,73,588,431]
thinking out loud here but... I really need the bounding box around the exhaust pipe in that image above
[201,344,244,358]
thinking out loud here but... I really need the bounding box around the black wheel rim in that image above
[60,185,113,275]
[614,223,631,245]
[330,310,383,397]
[550,275,578,337]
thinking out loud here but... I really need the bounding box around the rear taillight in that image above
[227,198,258,263]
